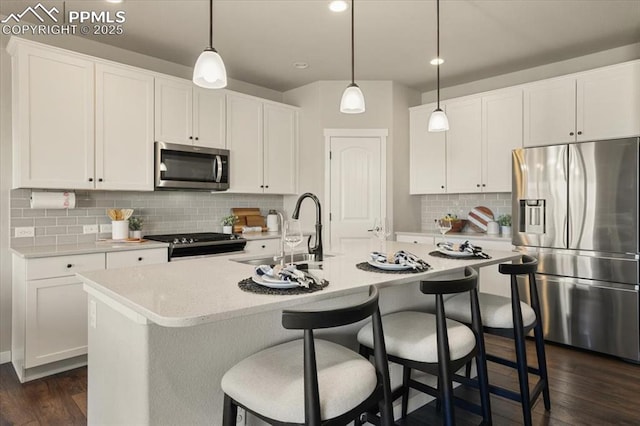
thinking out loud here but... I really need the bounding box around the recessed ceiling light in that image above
[293,62,309,69]
[329,1,348,12]
[430,57,444,66]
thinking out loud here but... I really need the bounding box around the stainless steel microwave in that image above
[154,142,230,191]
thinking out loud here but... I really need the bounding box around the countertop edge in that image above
[396,231,512,242]
[11,241,170,258]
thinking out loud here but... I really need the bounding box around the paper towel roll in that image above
[30,191,76,209]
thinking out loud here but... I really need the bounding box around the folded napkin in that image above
[370,250,431,271]
[439,240,491,259]
[255,264,322,288]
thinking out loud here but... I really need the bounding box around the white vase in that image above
[130,230,142,239]
[112,220,129,240]
[222,225,233,234]
[501,225,512,236]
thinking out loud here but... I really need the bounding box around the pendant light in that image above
[193,0,227,89]
[428,0,449,132]
[340,0,365,114]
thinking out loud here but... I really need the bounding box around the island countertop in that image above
[77,241,520,328]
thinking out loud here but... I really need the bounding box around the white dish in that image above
[367,260,413,271]
[436,248,475,258]
[252,275,299,289]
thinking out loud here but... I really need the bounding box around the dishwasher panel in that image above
[518,274,640,362]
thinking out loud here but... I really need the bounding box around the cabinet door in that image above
[523,77,576,146]
[154,77,193,145]
[193,88,226,149]
[446,97,482,193]
[227,94,264,193]
[263,104,297,194]
[577,61,640,141]
[96,64,154,191]
[482,88,523,193]
[409,105,447,194]
[13,45,94,189]
[25,276,88,368]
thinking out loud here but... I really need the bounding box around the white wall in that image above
[283,80,422,240]
[0,31,285,360]
[422,42,640,103]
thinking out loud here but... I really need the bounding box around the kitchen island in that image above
[77,242,520,425]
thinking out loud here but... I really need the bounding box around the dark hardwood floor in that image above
[1,335,639,425]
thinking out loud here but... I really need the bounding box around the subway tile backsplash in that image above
[10,189,283,248]
[421,192,512,232]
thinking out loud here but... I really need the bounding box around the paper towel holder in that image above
[30,190,76,209]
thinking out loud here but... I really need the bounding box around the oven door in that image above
[155,142,229,191]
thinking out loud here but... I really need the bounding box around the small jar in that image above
[267,210,279,232]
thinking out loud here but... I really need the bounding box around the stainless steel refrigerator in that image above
[512,137,640,362]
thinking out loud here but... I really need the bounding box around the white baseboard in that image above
[0,350,11,364]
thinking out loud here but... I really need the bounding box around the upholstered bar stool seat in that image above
[358,311,476,363]
[221,339,377,423]
[445,293,536,329]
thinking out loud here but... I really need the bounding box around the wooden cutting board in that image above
[468,206,494,232]
[231,208,267,233]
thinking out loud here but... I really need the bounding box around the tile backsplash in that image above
[10,189,283,248]
[421,192,512,232]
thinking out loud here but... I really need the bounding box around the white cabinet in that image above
[9,41,95,190]
[409,104,447,194]
[11,248,167,382]
[227,93,298,194]
[482,88,523,192]
[154,77,226,149]
[445,98,483,193]
[524,60,640,146]
[95,63,154,190]
[106,248,168,269]
[8,39,156,191]
[244,239,281,255]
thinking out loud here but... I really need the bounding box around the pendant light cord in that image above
[209,0,213,49]
[436,0,441,109]
[351,0,355,85]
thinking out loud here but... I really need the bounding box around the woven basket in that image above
[449,219,467,232]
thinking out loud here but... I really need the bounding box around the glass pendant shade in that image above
[193,48,227,89]
[340,83,366,114]
[428,108,449,132]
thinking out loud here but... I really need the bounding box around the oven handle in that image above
[214,155,223,183]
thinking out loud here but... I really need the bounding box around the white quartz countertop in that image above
[396,231,512,243]
[10,240,170,258]
[77,241,520,328]
[240,231,311,240]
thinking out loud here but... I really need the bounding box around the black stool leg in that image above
[511,276,532,426]
[529,272,551,411]
[436,294,455,426]
[470,288,492,425]
[401,366,411,418]
[223,394,238,426]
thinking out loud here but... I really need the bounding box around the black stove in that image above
[145,232,246,260]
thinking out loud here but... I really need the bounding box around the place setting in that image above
[430,240,492,260]
[238,219,329,295]
[356,218,431,274]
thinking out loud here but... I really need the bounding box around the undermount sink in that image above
[232,253,334,266]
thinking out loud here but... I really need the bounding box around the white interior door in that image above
[328,135,384,253]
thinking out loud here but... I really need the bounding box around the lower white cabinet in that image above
[396,234,435,245]
[12,248,168,382]
[244,239,281,255]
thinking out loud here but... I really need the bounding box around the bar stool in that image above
[357,267,491,426]
[220,286,394,426]
[444,254,551,426]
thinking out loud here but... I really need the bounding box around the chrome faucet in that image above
[292,193,323,261]
[272,211,286,266]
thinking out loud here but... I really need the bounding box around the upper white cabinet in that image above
[95,64,154,191]
[445,97,483,193]
[9,41,95,190]
[227,93,298,194]
[482,88,523,192]
[9,38,155,191]
[524,61,640,146]
[409,104,447,194]
[154,77,226,149]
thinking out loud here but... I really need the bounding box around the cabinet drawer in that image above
[106,248,168,269]
[27,253,105,280]
[244,239,280,254]
[396,235,434,245]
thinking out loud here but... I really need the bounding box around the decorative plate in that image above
[468,206,494,232]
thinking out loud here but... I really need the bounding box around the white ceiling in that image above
[2,0,639,92]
